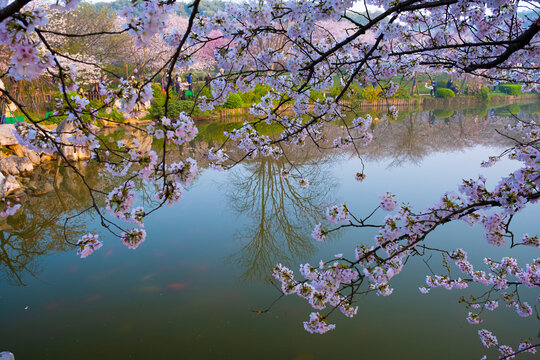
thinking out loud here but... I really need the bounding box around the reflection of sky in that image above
[0,116,538,359]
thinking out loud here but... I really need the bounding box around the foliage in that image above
[435,88,455,98]
[478,86,490,101]
[151,97,199,119]
[360,86,381,102]
[498,84,522,96]
[150,83,205,118]
[391,86,411,99]
[223,93,244,109]
[327,82,363,101]
[238,85,270,105]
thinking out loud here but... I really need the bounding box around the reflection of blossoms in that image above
[0,200,21,217]
[355,172,366,182]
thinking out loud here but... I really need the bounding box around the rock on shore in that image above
[0,124,18,146]
[55,118,92,162]
[0,172,22,197]
[0,156,34,177]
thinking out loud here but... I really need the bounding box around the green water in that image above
[0,107,538,359]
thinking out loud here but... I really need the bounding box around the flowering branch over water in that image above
[0,0,539,356]
[272,119,539,357]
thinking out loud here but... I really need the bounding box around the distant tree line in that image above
[93,0,227,17]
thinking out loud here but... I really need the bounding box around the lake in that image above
[0,102,538,359]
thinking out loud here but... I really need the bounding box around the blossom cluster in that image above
[275,118,540,359]
[0,7,53,80]
[272,261,358,333]
[119,0,172,45]
[151,114,198,147]
[326,204,349,224]
[121,228,147,250]
[76,233,103,258]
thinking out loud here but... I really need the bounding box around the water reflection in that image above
[0,104,535,286]
[226,153,337,282]
[222,106,534,281]
[361,110,518,167]
[0,165,93,285]
[0,158,154,285]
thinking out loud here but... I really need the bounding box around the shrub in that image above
[99,108,125,123]
[150,95,199,118]
[360,86,381,102]
[224,93,243,109]
[238,85,270,105]
[435,87,455,98]
[239,91,255,104]
[149,83,210,118]
[391,86,411,100]
[478,86,490,101]
[332,83,363,101]
[498,84,522,96]
[253,84,270,102]
[195,86,211,101]
[310,90,325,102]
[329,84,342,98]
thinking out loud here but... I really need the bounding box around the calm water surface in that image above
[1,104,539,359]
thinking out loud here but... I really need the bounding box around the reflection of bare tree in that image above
[226,152,337,283]
[0,212,81,286]
[222,109,528,283]
[0,165,93,285]
[0,159,144,286]
[1,108,528,285]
